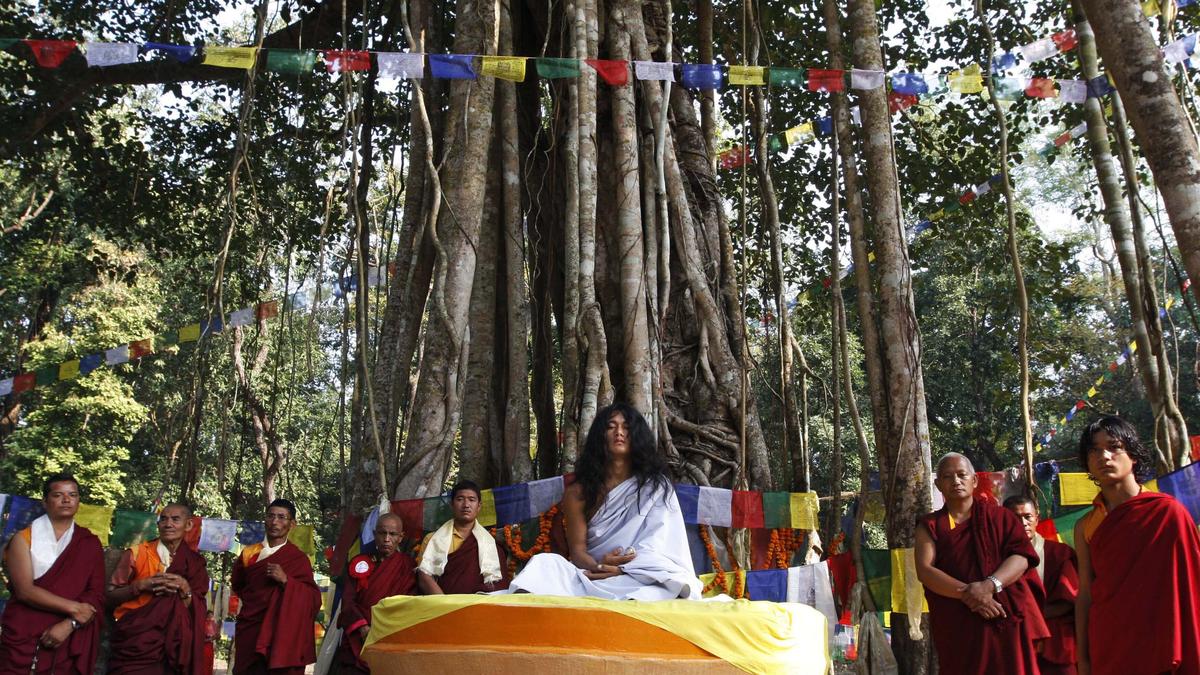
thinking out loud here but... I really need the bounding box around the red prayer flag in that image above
[1035,518,1060,543]
[1075,400,1086,410]
[959,191,977,205]
[184,516,202,551]
[731,490,765,528]
[1051,29,1078,52]
[323,49,371,73]
[389,499,425,541]
[12,372,35,393]
[1054,131,1072,146]
[1190,434,1200,461]
[1025,77,1057,98]
[750,528,772,569]
[129,339,153,360]
[25,40,77,68]
[718,145,749,170]
[807,69,845,92]
[888,91,918,113]
[329,512,363,577]
[256,300,279,320]
[585,59,628,86]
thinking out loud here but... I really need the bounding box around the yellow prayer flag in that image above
[1129,341,1138,353]
[784,123,813,146]
[1144,479,1159,492]
[478,489,497,526]
[288,524,315,556]
[480,56,527,82]
[929,209,946,222]
[1142,0,1160,16]
[75,503,115,546]
[789,492,819,531]
[867,252,876,263]
[1095,375,1105,387]
[1087,386,1098,398]
[890,548,929,614]
[728,65,766,86]
[948,64,983,94]
[1165,297,1176,309]
[203,47,258,70]
[59,360,80,380]
[179,323,201,343]
[1059,472,1099,506]
[698,569,746,598]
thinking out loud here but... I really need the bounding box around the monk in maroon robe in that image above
[231,499,321,675]
[107,503,210,674]
[0,473,105,675]
[416,481,510,595]
[336,513,417,673]
[916,454,1049,675]
[1006,495,1079,675]
[1075,416,1200,675]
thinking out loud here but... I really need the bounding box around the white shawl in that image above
[418,520,502,584]
[29,514,74,580]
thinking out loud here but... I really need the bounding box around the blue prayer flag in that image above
[913,220,933,234]
[674,484,700,523]
[79,353,103,375]
[201,316,223,335]
[1087,75,1115,98]
[816,116,833,136]
[745,568,789,601]
[429,54,477,79]
[890,72,928,95]
[238,520,265,545]
[142,42,196,63]
[493,483,532,525]
[681,64,724,90]
[991,52,1017,72]
[2,496,45,545]
[1066,407,1077,421]
[1157,461,1200,524]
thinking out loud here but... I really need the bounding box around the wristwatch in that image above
[986,575,1003,594]
[69,619,80,630]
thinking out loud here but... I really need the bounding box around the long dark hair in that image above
[576,403,671,516]
[1077,416,1155,484]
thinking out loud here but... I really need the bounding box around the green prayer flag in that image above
[862,549,892,609]
[35,365,58,387]
[769,67,805,87]
[762,492,792,528]
[0,39,18,50]
[1052,507,1091,549]
[944,202,961,215]
[535,57,580,79]
[110,509,159,548]
[158,331,178,347]
[422,495,453,532]
[768,135,784,153]
[1037,476,1057,518]
[995,77,1025,101]
[266,49,317,75]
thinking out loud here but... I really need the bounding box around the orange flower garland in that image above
[699,526,745,598]
[500,505,560,575]
[764,528,806,569]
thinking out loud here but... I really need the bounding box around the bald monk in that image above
[107,503,210,674]
[0,473,105,674]
[1074,416,1200,675]
[1005,494,1078,675]
[416,480,510,594]
[231,499,321,675]
[336,513,417,673]
[915,453,1049,674]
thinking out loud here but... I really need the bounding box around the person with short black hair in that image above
[1004,494,1078,675]
[0,473,105,674]
[416,481,510,594]
[1073,416,1200,675]
[231,499,321,674]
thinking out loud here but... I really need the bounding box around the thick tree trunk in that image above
[1081,0,1200,317]
[847,0,933,667]
[1076,12,1189,471]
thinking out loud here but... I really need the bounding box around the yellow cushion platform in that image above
[363,594,829,674]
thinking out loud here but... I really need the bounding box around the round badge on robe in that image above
[349,554,374,579]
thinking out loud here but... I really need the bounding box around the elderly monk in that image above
[231,499,321,675]
[915,453,1048,674]
[0,473,105,674]
[106,502,210,674]
[1004,494,1078,675]
[336,513,416,673]
[416,481,510,594]
[1074,416,1200,675]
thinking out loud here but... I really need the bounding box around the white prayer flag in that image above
[528,476,565,515]
[198,518,239,552]
[1071,122,1088,137]
[228,307,255,327]
[85,43,138,67]
[0,379,11,396]
[696,486,732,527]
[850,69,885,90]
[634,60,675,81]
[1058,79,1087,103]
[974,181,992,197]
[1020,38,1058,63]
[106,345,129,365]
[851,107,862,125]
[376,52,424,80]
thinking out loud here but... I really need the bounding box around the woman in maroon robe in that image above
[336,513,416,673]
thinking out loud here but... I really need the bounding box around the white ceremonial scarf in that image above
[256,538,288,563]
[157,540,173,571]
[30,514,74,580]
[418,520,502,584]
[1032,532,1046,581]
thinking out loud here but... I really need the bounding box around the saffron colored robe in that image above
[108,540,210,675]
[1088,491,1200,675]
[920,501,1049,675]
[0,525,105,675]
[230,541,321,675]
[426,531,510,594]
[336,552,417,672]
[1037,538,1079,675]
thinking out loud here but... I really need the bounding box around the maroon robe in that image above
[1038,539,1079,675]
[429,531,510,594]
[1089,491,1200,675]
[920,501,1050,675]
[335,552,417,672]
[230,542,321,675]
[0,525,105,675]
[108,541,210,675]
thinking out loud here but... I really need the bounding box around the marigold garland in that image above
[699,525,745,598]
[765,528,806,569]
[499,505,561,575]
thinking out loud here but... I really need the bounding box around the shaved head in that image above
[376,513,404,529]
[936,452,976,475]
